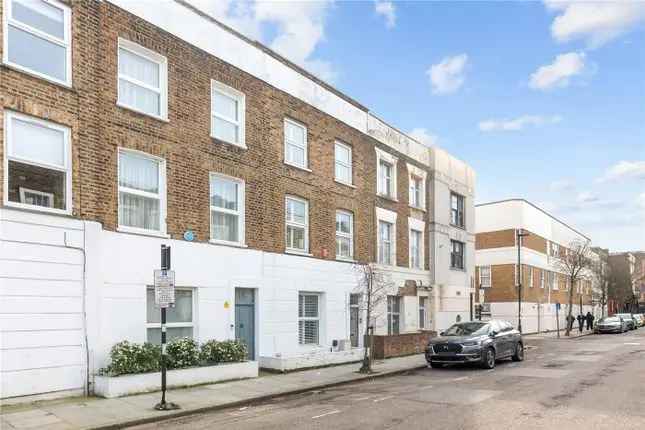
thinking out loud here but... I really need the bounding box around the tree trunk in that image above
[359,272,372,374]
[565,274,575,336]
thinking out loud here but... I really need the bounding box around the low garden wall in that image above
[370,331,437,359]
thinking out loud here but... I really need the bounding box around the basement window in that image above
[298,293,320,345]
[4,111,71,214]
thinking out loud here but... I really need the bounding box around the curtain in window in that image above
[119,152,159,193]
[119,48,161,115]
[119,193,160,231]
[211,178,237,210]
[211,213,238,242]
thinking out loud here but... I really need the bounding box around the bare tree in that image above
[353,263,393,374]
[551,240,593,336]
[590,253,610,318]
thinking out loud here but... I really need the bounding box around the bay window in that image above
[3,0,71,85]
[117,38,167,119]
[4,111,71,213]
[210,174,245,245]
[118,149,165,234]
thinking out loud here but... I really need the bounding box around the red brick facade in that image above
[0,0,431,269]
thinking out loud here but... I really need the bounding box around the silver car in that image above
[595,316,628,334]
[425,320,523,369]
[614,313,637,330]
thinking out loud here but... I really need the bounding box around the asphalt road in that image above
[131,330,645,430]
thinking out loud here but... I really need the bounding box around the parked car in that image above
[633,314,645,327]
[594,316,629,334]
[425,320,523,370]
[614,313,637,330]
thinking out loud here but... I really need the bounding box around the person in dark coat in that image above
[577,314,584,333]
[566,314,576,332]
[586,312,594,330]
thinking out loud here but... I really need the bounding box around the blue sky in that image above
[192,0,645,251]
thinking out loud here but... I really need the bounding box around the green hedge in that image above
[100,338,248,376]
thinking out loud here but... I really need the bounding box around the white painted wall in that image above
[487,302,595,334]
[0,209,89,399]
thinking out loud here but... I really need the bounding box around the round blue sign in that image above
[183,230,195,241]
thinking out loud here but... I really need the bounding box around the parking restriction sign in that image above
[154,269,175,308]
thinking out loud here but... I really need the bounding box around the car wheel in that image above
[429,361,444,369]
[481,347,496,369]
[512,342,524,362]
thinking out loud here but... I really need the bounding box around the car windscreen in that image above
[443,322,490,336]
[599,317,619,323]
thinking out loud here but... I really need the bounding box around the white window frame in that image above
[284,118,309,170]
[387,295,401,335]
[408,216,425,270]
[335,210,354,261]
[376,207,397,266]
[285,195,309,254]
[19,187,54,208]
[298,292,320,345]
[528,266,534,288]
[334,140,353,186]
[117,38,168,120]
[479,265,492,288]
[540,269,545,289]
[145,286,196,341]
[211,80,246,148]
[375,147,398,200]
[209,173,245,246]
[3,110,72,215]
[419,296,428,330]
[117,148,167,237]
[407,163,427,210]
[2,0,72,87]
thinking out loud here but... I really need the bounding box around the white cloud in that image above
[597,161,645,183]
[427,54,469,95]
[529,52,586,90]
[408,128,438,147]
[545,0,645,49]
[478,115,562,132]
[185,0,337,83]
[576,191,599,204]
[374,1,396,29]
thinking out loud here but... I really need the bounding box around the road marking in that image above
[373,395,395,403]
[311,410,341,419]
[419,385,434,390]
[452,376,470,382]
[624,342,641,345]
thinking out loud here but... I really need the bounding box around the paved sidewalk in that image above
[0,354,427,430]
[524,328,595,340]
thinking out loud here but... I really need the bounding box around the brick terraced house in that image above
[0,0,475,400]
[475,199,599,334]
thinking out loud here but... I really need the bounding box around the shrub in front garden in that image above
[166,337,201,369]
[200,339,247,363]
[101,341,161,376]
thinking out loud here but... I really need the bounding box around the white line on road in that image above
[311,410,341,419]
[352,396,373,401]
[373,395,395,403]
[452,376,470,382]
[624,342,641,345]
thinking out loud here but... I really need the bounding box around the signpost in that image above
[555,302,561,339]
[154,245,179,411]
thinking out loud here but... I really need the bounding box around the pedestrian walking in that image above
[566,314,575,332]
[577,314,584,333]
[586,312,594,331]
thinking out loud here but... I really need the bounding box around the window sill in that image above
[377,193,398,203]
[3,201,73,217]
[449,267,467,272]
[117,226,170,239]
[450,223,466,231]
[116,102,169,123]
[334,179,356,189]
[284,162,312,173]
[409,204,426,212]
[2,61,73,90]
[336,257,356,263]
[285,249,314,257]
[211,135,247,150]
[209,239,248,249]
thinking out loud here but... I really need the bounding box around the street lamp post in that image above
[516,228,530,333]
